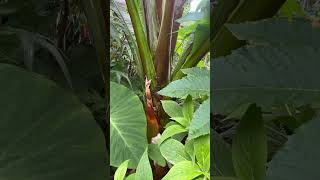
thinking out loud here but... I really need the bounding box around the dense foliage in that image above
[212,0,320,180]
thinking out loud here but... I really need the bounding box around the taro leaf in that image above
[212,45,320,114]
[158,124,187,145]
[0,64,106,179]
[211,130,235,177]
[135,148,153,180]
[232,104,267,180]
[114,160,130,180]
[188,99,210,139]
[267,115,320,180]
[110,82,148,168]
[227,18,320,48]
[159,139,190,165]
[148,144,166,167]
[162,161,202,180]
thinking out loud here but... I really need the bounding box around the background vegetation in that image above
[212,0,320,180]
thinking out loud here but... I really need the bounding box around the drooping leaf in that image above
[160,139,190,165]
[114,160,130,180]
[135,148,153,180]
[148,144,166,167]
[110,82,148,168]
[212,45,320,114]
[159,124,187,144]
[227,18,320,48]
[188,99,210,139]
[232,104,267,180]
[162,161,202,180]
[267,115,320,180]
[0,64,107,179]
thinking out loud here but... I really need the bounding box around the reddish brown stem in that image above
[155,0,176,89]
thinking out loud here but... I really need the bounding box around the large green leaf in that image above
[194,135,210,172]
[211,130,235,177]
[110,82,148,168]
[227,18,320,48]
[162,161,203,180]
[158,124,187,144]
[212,45,320,114]
[160,139,190,165]
[267,115,320,180]
[135,148,153,180]
[188,99,210,139]
[232,104,267,180]
[114,160,130,180]
[159,67,209,98]
[148,144,166,167]
[0,64,106,179]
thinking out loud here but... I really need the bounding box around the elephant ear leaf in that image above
[0,64,107,179]
[267,115,320,180]
[110,82,148,168]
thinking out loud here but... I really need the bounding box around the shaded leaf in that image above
[148,144,166,167]
[232,104,267,180]
[227,18,320,48]
[212,45,320,114]
[0,64,106,179]
[267,115,320,180]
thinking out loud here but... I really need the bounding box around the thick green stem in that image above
[126,0,156,86]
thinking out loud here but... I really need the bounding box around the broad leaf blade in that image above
[232,104,267,180]
[188,99,210,139]
[135,148,153,180]
[267,115,320,180]
[227,18,320,48]
[162,161,202,180]
[110,82,148,168]
[0,64,106,179]
[114,160,130,180]
[148,144,166,167]
[159,124,187,144]
[211,130,235,177]
[160,139,190,165]
[212,45,320,114]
